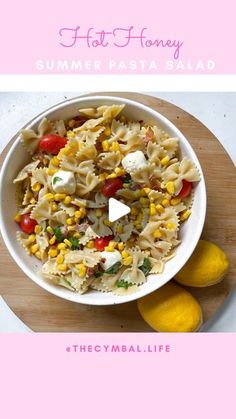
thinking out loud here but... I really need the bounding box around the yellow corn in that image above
[117,225,123,234]
[28,234,36,244]
[118,242,124,251]
[156,204,165,214]
[64,196,72,205]
[95,209,103,217]
[49,235,56,245]
[104,126,111,136]
[73,232,81,239]
[114,167,125,176]
[66,131,75,139]
[121,250,129,259]
[66,218,74,225]
[106,173,117,179]
[34,225,42,234]
[99,173,107,181]
[51,203,58,212]
[47,168,57,176]
[104,219,113,227]
[135,223,142,230]
[64,239,72,248]
[161,198,170,208]
[111,141,120,152]
[57,264,68,271]
[139,197,149,206]
[32,182,41,192]
[104,245,115,252]
[171,197,181,206]
[166,181,175,195]
[46,226,54,234]
[74,210,82,219]
[102,140,109,151]
[123,256,133,266]
[131,207,139,216]
[161,156,170,166]
[80,207,87,217]
[48,248,58,258]
[30,244,39,254]
[56,254,64,264]
[43,193,54,201]
[180,210,191,221]
[167,222,176,230]
[86,241,94,249]
[57,243,66,250]
[30,198,36,204]
[150,203,157,216]
[51,156,60,166]
[14,213,21,223]
[143,187,151,194]
[153,229,162,239]
[35,251,41,260]
[54,193,66,201]
[77,263,86,278]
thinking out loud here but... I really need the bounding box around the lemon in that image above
[175,240,229,287]
[137,282,202,332]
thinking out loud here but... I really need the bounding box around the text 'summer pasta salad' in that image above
[13,104,200,296]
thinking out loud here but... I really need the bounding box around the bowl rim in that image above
[0,94,207,305]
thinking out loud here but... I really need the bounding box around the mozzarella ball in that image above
[51,170,76,194]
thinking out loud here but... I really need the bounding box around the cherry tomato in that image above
[39,134,67,155]
[177,180,192,198]
[101,178,123,197]
[94,235,114,251]
[19,213,37,234]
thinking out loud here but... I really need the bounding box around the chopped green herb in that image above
[52,176,63,185]
[139,258,152,275]
[122,173,132,184]
[68,237,80,250]
[105,261,121,274]
[117,279,132,289]
[53,226,64,243]
[94,271,103,278]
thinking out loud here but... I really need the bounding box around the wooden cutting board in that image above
[0,92,235,332]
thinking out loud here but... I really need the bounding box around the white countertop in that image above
[0,92,235,332]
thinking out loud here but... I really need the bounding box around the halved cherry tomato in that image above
[94,235,114,251]
[101,178,123,197]
[177,180,192,198]
[39,134,67,155]
[19,213,37,234]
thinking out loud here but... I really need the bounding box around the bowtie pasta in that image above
[14,104,200,296]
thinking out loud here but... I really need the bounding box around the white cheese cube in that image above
[100,250,122,271]
[51,170,76,194]
[121,151,147,173]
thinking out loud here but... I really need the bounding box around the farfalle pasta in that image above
[13,104,200,295]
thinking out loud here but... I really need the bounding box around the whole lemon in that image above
[175,240,229,287]
[137,282,202,332]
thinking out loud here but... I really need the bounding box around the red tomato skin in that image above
[19,214,37,234]
[94,236,114,251]
[101,178,123,197]
[39,135,67,155]
[177,180,192,198]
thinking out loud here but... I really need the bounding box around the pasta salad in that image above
[13,104,200,296]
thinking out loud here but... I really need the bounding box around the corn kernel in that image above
[64,196,72,205]
[51,156,60,166]
[73,232,81,239]
[111,141,120,152]
[153,229,162,239]
[67,225,77,231]
[143,187,151,194]
[77,263,86,278]
[48,248,58,258]
[56,254,64,264]
[99,173,107,181]
[58,264,68,271]
[30,244,39,254]
[54,193,66,201]
[64,238,72,248]
[66,218,73,226]
[43,193,54,201]
[51,203,58,212]
[34,225,42,234]
[117,225,123,234]
[131,207,139,216]
[114,167,125,176]
[35,251,41,259]
[156,204,165,214]
[86,240,94,249]
[14,213,21,223]
[28,234,36,243]
[80,207,87,217]
[161,156,170,166]
[47,168,57,176]
[49,235,56,245]
[180,210,191,221]
[104,219,113,227]
[161,198,170,208]
[166,181,175,195]
[104,245,115,252]
[30,198,36,204]
[106,173,117,179]
[123,256,133,266]
[95,209,103,217]
[139,197,149,206]
[170,197,181,206]
[46,226,54,234]
[121,250,130,259]
[109,241,117,249]
[118,242,124,251]
[167,222,176,230]
[74,210,82,219]
[104,126,111,136]
[102,140,109,151]
[32,182,41,192]
[135,224,142,230]
[57,243,66,251]
[150,203,157,216]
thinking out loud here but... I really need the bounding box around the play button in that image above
[108,198,130,222]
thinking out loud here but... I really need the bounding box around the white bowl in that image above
[0,96,206,305]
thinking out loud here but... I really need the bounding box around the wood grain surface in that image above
[0,92,235,332]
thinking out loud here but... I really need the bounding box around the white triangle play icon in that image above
[108,198,130,222]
